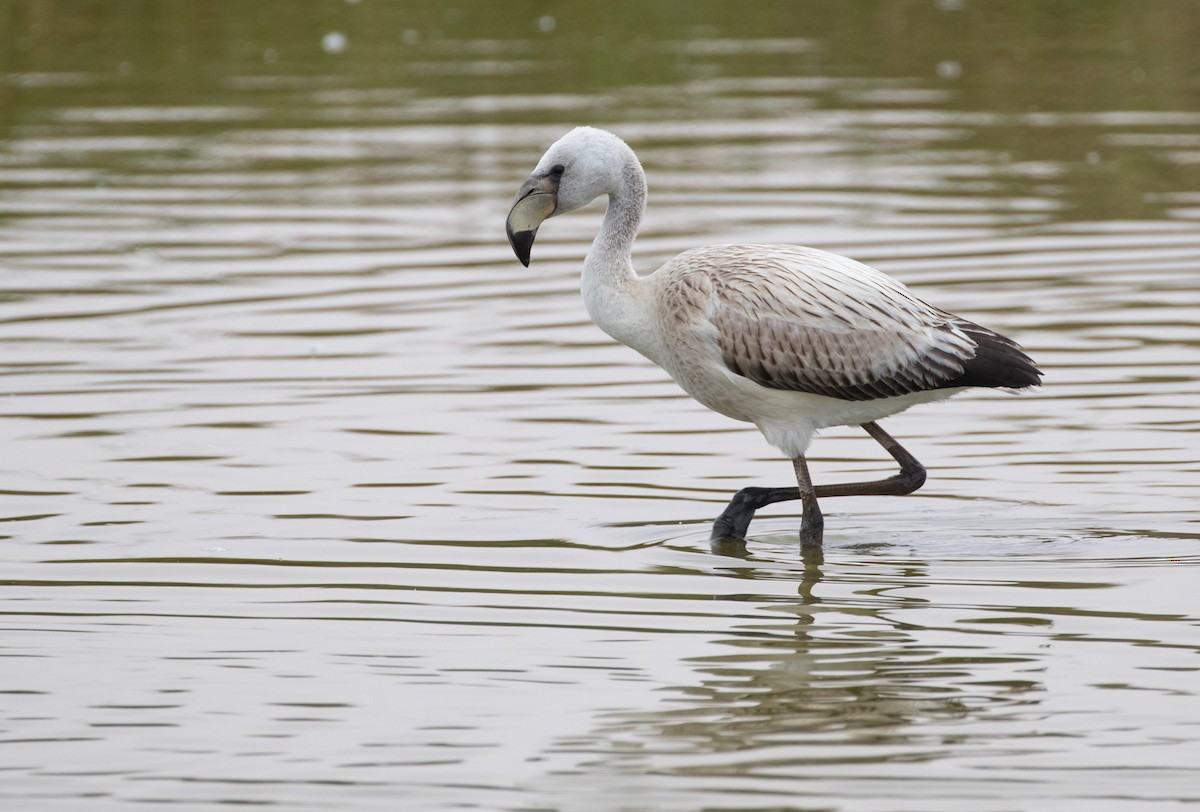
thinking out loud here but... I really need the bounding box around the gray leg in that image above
[813,422,926,499]
[793,455,824,546]
[708,421,926,544]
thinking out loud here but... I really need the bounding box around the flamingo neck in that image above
[581,156,647,337]
[586,161,644,272]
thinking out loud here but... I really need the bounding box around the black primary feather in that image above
[936,319,1042,391]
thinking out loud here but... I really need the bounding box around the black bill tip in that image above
[507,227,536,267]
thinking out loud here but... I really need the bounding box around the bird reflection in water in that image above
[537,549,1043,786]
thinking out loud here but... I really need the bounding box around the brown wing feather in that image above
[661,245,1038,402]
[713,301,970,401]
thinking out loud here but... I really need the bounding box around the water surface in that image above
[2,3,1199,810]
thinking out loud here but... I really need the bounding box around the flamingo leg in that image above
[708,421,927,545]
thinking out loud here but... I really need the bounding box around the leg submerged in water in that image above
[708,421,927,545]
[793,455,824,545]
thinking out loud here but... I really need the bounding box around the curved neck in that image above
[579,151,660,359]
[583,156,646,287]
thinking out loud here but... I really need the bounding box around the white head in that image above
[533,127,637,215]
[505,127,643,266]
